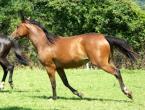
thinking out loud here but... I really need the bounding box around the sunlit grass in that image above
[0,67,145,110]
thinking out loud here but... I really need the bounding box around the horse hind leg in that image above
[7,64,14,89]
[100,64,133,99]
[0,58,14,89]
[88,43,132,99]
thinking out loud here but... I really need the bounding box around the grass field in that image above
[0,67,145,110]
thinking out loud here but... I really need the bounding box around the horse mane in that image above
[26,19,58,44]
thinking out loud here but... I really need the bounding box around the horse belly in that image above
[54,59,89,69]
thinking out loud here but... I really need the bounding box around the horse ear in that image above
[18,10,26,22]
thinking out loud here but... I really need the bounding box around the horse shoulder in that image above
[38,48,54,65]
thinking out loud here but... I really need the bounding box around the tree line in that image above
[0,0,145,68]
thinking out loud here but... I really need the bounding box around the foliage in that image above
[0,0,145,67]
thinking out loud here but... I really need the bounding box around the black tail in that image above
[105,35,137,62]
[11,40,28,65]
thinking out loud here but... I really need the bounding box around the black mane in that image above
[26,19,57,43]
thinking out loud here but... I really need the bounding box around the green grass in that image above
[0,67,145,110]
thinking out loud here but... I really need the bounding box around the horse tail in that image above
[11,40,29,65]
[105,35,137,62]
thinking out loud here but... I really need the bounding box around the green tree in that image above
[0,0,145,67]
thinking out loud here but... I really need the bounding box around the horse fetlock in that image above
[9,82,14,89]
[123,87,133,100]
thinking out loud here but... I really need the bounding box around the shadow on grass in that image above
[0,90,29,93]
[0,89,41,93]
[0,106,32,110]
[0,90,10,93]
[30,95,132,103]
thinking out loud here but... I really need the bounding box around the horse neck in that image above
[28,25,49,52]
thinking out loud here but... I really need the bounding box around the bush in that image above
[0,0,145,68]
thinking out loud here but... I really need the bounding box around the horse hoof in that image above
[0,82,4,90]
[123,87,133,100]
[0,87,4,90]
[73,91,84,99]
[78,92,84,99]
[10,83,14,89]
[52,96,57,100]
[0,86,4,90]
[127,92,133,100]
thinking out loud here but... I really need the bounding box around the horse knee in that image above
[7,65,14,71]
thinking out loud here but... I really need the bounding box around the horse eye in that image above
[17,26,19,28]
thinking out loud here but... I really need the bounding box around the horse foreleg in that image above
[45,66,57,100]
[0,63,8,90]
[101,64,133,99]
[57,68,83,98]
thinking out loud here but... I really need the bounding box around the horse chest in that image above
[38,52,53,66]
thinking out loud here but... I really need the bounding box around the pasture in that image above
[0,67,145,110]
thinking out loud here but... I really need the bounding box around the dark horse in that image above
[11,14,136,100]
[0,34,28,90]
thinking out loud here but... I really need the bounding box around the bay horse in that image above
[0,34,28,90]
[11,15,136,100]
